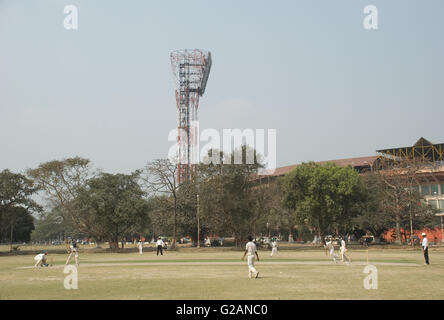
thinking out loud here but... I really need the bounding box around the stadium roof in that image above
[257,138,444,180]
[377,137,444,163]
[262,156,380,177]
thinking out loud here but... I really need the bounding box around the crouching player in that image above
[34,250,49,267]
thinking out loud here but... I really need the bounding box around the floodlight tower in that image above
[170,49,212,183]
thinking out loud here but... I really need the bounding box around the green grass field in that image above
[1,247,443,300]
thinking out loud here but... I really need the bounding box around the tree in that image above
[27,157,94,235]
[280,162,364,242]
[176,179,200,244]
[0,206,35,243]
[0,169,40,249]
[148,195,182,242]
[254,181,301,242]
[0,169,40,214]
[31,207,75,243]
[372,162,431,244]
[250,184,273,239]
[352,172,390,238]
[73,172,151,249]
[142,159,180,248]
[197,147,262,246]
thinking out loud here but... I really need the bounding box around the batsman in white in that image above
[65,238,79,266]
[324,237,339,264]
[34,250,49,267]
[270,238,279,257]
[241,235,260,279]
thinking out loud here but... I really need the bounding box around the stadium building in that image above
[257,137,444,242]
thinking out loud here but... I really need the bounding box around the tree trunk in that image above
[318,229,324,246]
[110,228,119,251]
[172,197,177,249]
[317,216,324,245]
[395,213,401,244]
[10,221,14,252]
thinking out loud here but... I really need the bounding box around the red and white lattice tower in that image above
[170,49,212,184]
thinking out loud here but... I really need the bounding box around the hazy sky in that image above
[1,0,443,174]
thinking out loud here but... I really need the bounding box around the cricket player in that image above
[340,237,351,264]
[422,232,429,265]
[138,239,143,255]
[270,239,279,257]
[241,236,260,279]
[156,237,165,256]
[325,237,339,264]
[65,238,79,266]
[34,250,49,267]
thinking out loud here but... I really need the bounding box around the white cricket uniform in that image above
[245,241,258,278]
[270,241,279,257]
[34,253,45,261]
[340,240,350,262]
[34,253,46,267]
[138,241,143,255]
[326,240,339,263]
[156,239,165,247]
[422,237,428,248]
[66,243,79,266]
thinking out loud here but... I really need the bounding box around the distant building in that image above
[255,137,444,241]
[376,137,444,213]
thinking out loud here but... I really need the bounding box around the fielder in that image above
[241,236,260,279]
[325,237,339,264]
[270,239,279,257]
[65,238,79,266]
[340,237,351,264]
[34,250,49,267]
[138,239,143,255]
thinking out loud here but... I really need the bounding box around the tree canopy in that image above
[73,172,151,248]
[280,162,364,241]
[0,169,40,246]
[197,147,263,245]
